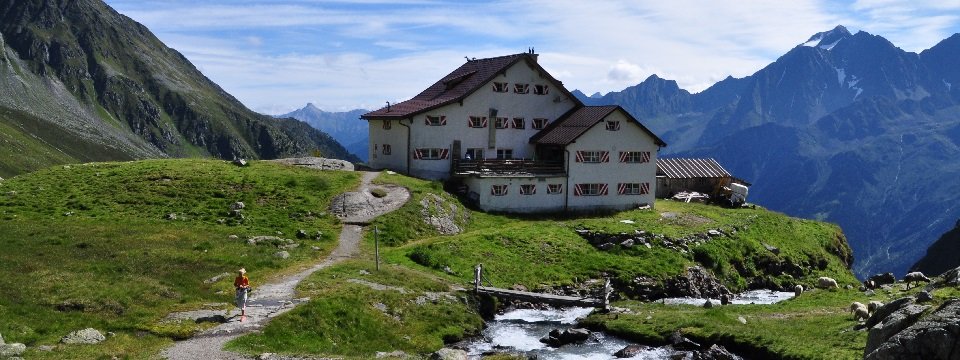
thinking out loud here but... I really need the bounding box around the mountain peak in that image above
[305,102,321,111]
[802,25,852,50]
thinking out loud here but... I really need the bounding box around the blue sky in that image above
[104,0,960,115]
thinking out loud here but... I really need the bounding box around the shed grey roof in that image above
[530,105,667,146]
[657,158,731,179]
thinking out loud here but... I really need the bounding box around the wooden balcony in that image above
[451,159,566,177]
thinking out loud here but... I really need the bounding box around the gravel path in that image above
[161,170,408,360]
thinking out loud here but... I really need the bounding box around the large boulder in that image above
[0,343,25,357]
[614,344,649,358]
[665,267,731,299]
[862,299,960,360]
[540,328,591,347]
[430,348,467,360]
[60,328,106,344]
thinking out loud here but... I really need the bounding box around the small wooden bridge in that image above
[473,264,611,309]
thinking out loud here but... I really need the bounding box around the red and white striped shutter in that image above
[440,116,447,125]
[601,151,610,163]
[619,151,627,163]
[531,185,536,195]
[641,151,651,163]
[482,117,488,127]
[614,122,621,130]
[574,184,583,196]
[440,149,449,159]
[491,185,496,195]
[503,185,508,196]
[424,117,430,125]
[600,184,609,195]
[618,183,626,195]
[575,151,584,162]
[640,183,650,194]
[414,148,423,159]
[557,184,562,194]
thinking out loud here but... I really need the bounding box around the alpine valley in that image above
[576,25,960,278]
[0,0,357,178]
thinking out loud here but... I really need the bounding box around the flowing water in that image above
[464,307,679,359]
[464,290,788,359]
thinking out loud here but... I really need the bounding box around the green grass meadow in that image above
[0,159,359,359]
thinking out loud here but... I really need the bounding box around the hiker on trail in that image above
[234,268,250,321]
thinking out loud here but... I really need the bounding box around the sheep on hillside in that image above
[794,284,804,297]
[850,301,869,321]
[904,272,931,288]
[817,276,839,289]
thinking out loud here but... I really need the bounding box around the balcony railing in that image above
[452,159,566,177]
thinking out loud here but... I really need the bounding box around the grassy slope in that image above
[227,260,484,359]
[233,172,864,359]
[0,159,359,359]
[372,172,856,291]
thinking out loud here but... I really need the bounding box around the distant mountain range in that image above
[0,0,357,177]
[576,25,960,277]
[278,104,368,162]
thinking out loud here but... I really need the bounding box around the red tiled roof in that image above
[530,105,667,147]
[361,53,579,120]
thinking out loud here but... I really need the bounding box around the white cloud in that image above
[104,0,960,114]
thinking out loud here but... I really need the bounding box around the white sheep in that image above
[850,301,869,321]
[794,284,804,297]
[817,276,839,289]
[904,272,931,288]
[867,301,883,315]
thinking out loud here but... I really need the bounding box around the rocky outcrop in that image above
[60,328,106,344]
[864,298,960,360]
[666,267,732,299]
[420,194,468,235]
[430,348,467,360]
[574,227,735,253]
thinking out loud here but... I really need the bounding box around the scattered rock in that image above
[232,158,248,167]
[203,272,232,284]
[443,266,456,275]
[703,300,714,308]
[914,291,933,303]
[359,269,371,276]
[230,202,245,211]
[668,331,701,351]
[664,267,731,299]
[707,229,722,237]
[296,229,308,238]
[620,239,635,247]
[598,242,615,251]
[228,234,239,240]
[430,348,467,360]
[311,246,320,251]
[274,251,290,259]
[195,314,227,324]
[0,343,25,357]
[701,344,741,360]
[165,213,177,220]
[738,316,747,324]
[63,211,74,217]
[60,328,106,344]
[38,345,55,352]
[762,243,780,255]
[540,328,591,347]
[376,350,409,358]
[614,344,649,358]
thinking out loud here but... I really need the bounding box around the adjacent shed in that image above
[656,158,748,198]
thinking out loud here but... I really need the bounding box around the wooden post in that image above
[374,226,380,271]
[474,264,482,293]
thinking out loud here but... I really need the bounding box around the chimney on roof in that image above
[527,47,538,62]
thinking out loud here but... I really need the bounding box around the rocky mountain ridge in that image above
[578,25,960,277]
[0,0,357,176]
[278,104,368,161]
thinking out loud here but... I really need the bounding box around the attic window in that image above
[513,83,530,94]
[492,82,509,93]
[511,117,525,129]
[382,120,392,130]
[495,117,509,129]
[425,115,447,126]
[605,121,621,131]
[532,118,548,129]
[468,116,487,128]
[534,84,549,95]
[382,144,392,155]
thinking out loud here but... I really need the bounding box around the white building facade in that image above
[362,52,666,213]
